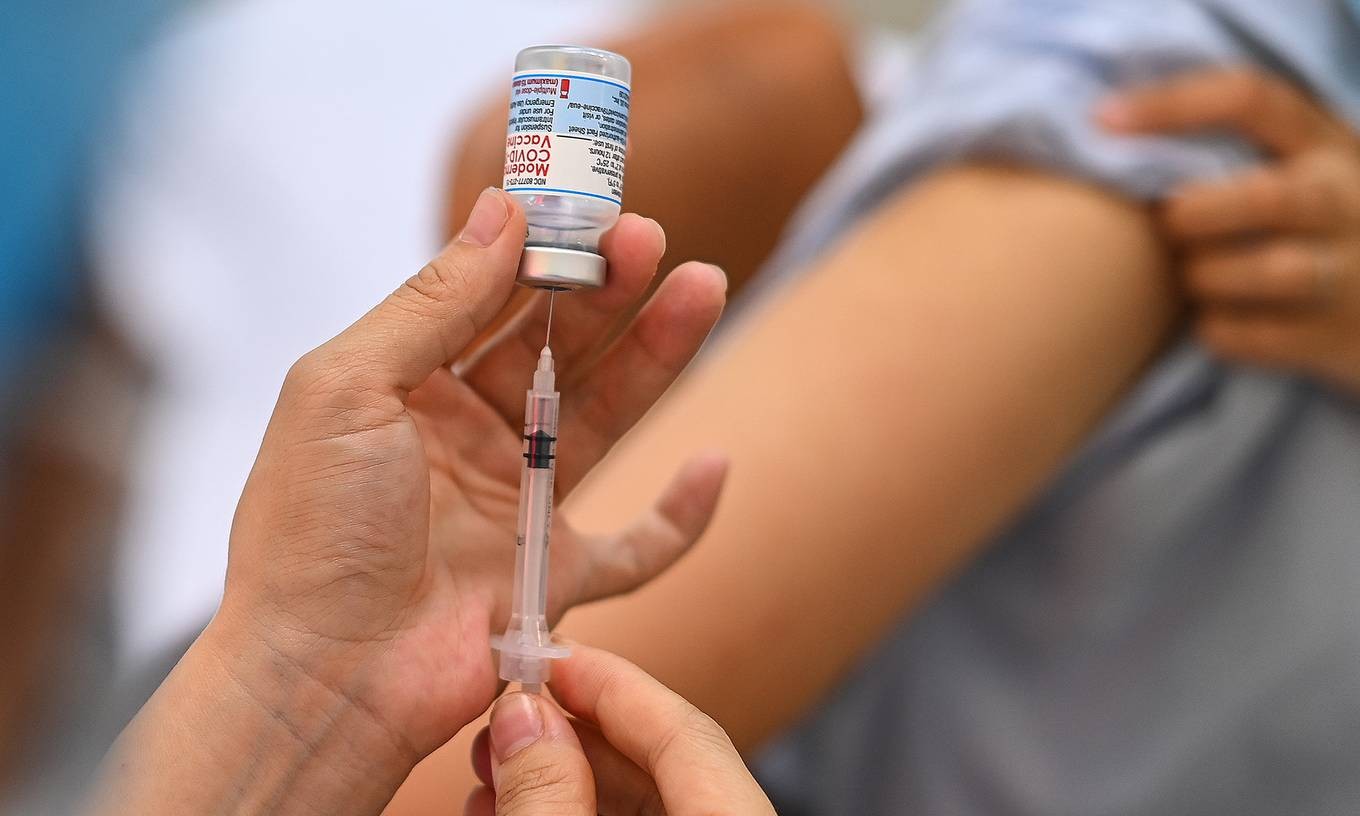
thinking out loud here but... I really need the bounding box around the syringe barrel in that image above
[512,386,558,624]
[522,387,559,471]
[493,350,570,686]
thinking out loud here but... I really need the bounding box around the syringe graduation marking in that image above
[524,430,556,468]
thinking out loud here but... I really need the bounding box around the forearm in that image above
[555,164,1178,749]
[89,615,416,815]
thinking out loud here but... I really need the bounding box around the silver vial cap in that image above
[517,246,606,290]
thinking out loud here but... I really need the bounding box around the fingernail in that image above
[459,188,510,247]
[696,448,731,471]
[703,262,729,293]
[648,217,666,254]
[490,693,543,759]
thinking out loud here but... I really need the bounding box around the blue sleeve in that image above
[831,0,1265,225]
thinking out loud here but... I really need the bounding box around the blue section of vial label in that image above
[504,71,630,205]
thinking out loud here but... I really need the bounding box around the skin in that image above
[467,646,774,816]
[388,162,1180,812]
[1100,68,1360,394]
[88,192,732,814]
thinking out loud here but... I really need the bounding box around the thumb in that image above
[319,187,525,396]
[487,693,596,816]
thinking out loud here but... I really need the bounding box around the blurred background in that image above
[0,1,930,812]
[840,0,937,26]
[8,1,1359,814]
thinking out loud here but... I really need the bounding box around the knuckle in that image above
[386,259,481,356]
[1246,173,1287,223]
[283,349,344,400]
[648,703,736,771]
[1286,169,1329,227]
[284,349,325,387]
[280,347,394,431]
[405,257,473,309]
[1294,166,1329,203]
[1263,244,1312,297]
[688,709,738,754]
[1223,71,1267,114]
[1295,160,1351,226]
[495,760,584,814]
[1184,258,1220,298]
[1197,318,1246,359]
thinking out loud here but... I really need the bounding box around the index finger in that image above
[1098,68,1343,156]
[549,646,774,816]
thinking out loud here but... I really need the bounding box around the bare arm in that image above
[388,163,1177,811]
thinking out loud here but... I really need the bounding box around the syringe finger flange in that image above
[490,635,571,660]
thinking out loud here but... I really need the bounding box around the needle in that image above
[544,290,557,349]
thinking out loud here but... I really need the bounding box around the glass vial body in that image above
[503,45,631,289]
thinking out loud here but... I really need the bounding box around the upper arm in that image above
[557,163,1178,749]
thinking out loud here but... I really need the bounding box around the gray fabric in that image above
[753,1,1360,814]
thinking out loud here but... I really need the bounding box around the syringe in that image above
[490,318,570,694]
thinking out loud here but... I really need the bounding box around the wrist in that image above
[91,613,419,815]
[191,613,420,812]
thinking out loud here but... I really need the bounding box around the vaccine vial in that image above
[503,45,631,290]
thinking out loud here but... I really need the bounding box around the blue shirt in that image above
[755,2,1360,814]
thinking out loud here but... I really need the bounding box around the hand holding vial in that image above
[91,190,729,815]
[222,192,728,768]
[1100,68,1360,393]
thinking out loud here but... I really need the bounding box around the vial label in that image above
[504,70,630,205]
